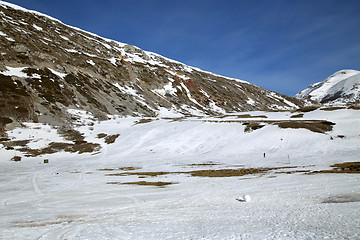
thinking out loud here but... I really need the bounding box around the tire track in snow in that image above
[30,164,89,209]
[113,128,157,157]
[31,172,43,195]
[34,220,87,240]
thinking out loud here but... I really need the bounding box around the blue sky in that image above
[4,0,360,96]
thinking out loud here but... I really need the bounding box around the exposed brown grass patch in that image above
[200,120,243,124]
[97,133,107,138]
[331,162,360,172]
[104,134,120,144]
[320,107,346,111]
[118,167,141,171]
[59,129,85,142]
[161,117,185,122]
[309,162,360,174]
[106,171,171,177]
[237,114,268,118]
[134,118,154,125]
[198,119,334,133]
[264,109,289,112]
[290,114,304,118]
[243,122,265,132]
[322,193,360,203]
[70,142,101,154]
[107,181,121,184]
[11,156,22,162]
[5,128,102,156]
[214,115,234,119]
[2,139,31,148]
[276,120,335,133]
[296,105,321,112]
[108,167,297,178]
[186,162,221,167]
[107,181,175,187]
[348,105,360,110]
[98,167,141,171]
[188,167,280,177]
[18,141,101,157]
[98,168,117,171]
[275,170,311,174]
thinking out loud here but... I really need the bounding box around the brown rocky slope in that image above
[0,1,304,134]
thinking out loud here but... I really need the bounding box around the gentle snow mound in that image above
[237,194,251,202]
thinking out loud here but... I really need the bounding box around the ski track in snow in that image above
[1,110,360,239]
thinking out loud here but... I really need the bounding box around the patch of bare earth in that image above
[197,118,335,133]
[98,167,141,172]
[348,105,360,110]
[187,167,293,177]
[290,113,304,118]
[310,162,360,174]
[11,156,22,162]
[236,114,268,118]
[243,122,265,133]
[322,193,360,203]
[18,141,101,156]
[276,120,335,133]
[107,181,175,187]
[105,167,297,178]
[186,161,221,167]
[97,133,107,138]
[104,134,120,144]
[106,171,171,177]
[3,128,101,157]
[134,118,154,125]
[320,106,346,111]
[295,105,321,113]
[96,133,120,144]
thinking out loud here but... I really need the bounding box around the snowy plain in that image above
[0,109,360,239]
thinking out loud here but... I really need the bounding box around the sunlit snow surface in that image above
[1,109,360,239]
[296,69,360,105]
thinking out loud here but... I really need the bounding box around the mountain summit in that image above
[0,1,303,132]
[296,69,360,105]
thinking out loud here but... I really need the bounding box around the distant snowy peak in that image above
[296,70,360,105]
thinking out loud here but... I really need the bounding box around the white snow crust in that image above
[1,66,27,78]
[1,109,360,239]
[296,69,360,104]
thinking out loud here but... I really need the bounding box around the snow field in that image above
[0,109,360,239]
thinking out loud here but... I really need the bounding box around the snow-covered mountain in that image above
[296,69,360,105]
[1,2,360,239]
[0,1,304,133]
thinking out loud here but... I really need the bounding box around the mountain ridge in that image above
[0,1,304,135]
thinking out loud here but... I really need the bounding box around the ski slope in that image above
[1,109,360,239]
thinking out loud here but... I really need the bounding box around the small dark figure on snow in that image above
[263,153,266,158]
